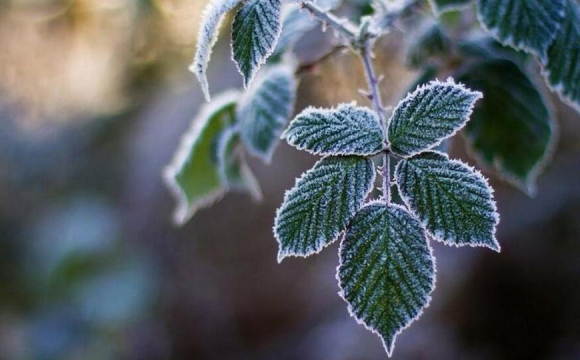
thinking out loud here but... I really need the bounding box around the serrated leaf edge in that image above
[163,90,240,225]
[388,77,483,158]
[238,64,298,163]
[274,156,376,263]
[281,101,386,157]
[475,0,566,61]
[335,201,437,357]
[190,0,243,102]
[395,150,501,252]
[231,0,284,88]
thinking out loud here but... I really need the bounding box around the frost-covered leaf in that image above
[163,91,239,225]
[396,151,500,251]
[232,0,283,87]
[238,64,297,163]
[429,0,472,15]
[338,203,435,356]
[542,0,580,112]
[387,79,482,157]
[476,0,565,59]
[282,103,386,156]
[407,22,451,69]
[458,59,554,194]
[190,0,243,101]
[217,127,262,200]
[275,156,375,262]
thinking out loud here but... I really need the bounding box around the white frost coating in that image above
[395,150,501,251]
[163,90,240,225]
[540,0,580,114]
[476,0,565,60]
[387,77,482,157]
[238,63,297,163]
[282,102,386,156]
[231,0,283,88]
[274,156,376,262]
[190,0,243,102]
[216,126,263,201]
[336,202,436,357]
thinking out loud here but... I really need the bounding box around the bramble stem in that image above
[301,0,420,204]
[360,42,391,203]
[300,2,357,40]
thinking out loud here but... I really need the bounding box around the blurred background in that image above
[0,0,579,359]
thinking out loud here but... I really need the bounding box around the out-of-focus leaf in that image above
[275,156,375,262]
[388,79,482,157]
[407,22,451,68]
[164,91,239,225]
[429,0,473,15]
[338,203,435,356]
[476,0,565,59]
[282,103,385,156]
[542,0,580,112]
[458,59,554,194]
[238,64,297,163]
[232,0,283,87]
[396,151,500,251]
[458,35,529,64]
[217,127,262,200]
[190,0,244,101]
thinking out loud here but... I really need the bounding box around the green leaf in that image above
[476,0,566,59]
[190,0,244,101]
[406,22,451,69]
[542,0,580,112]
[458,59,554,194]
[232,0,283,87]
[216,127,262,200]
[275,156,375,262]
[387,78,482,157]
[164,91,239,225]
[396,151,500,251]
[429,0,473,16]
[238,64,297,163]
[338,203,435,356]
[282,103,386,156]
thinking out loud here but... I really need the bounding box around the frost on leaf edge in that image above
[163,90,240,225]
[274,156,376,263]
[238,63,298,164]
[539,0,580,114]
[335,201,437,357]
[395,150,501,252]
[216,126,263,201]
[231,0,284,89]
[387,77,483,158]
[190,0,244,102]
[281,102,386,157]
[475,0,566,61]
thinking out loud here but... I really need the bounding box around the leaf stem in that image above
[300,0,421,205]
[300,1,357,40]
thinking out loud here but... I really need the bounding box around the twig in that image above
[300,0,421,204]
[300,1,357,40]
[360,41,390,203]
